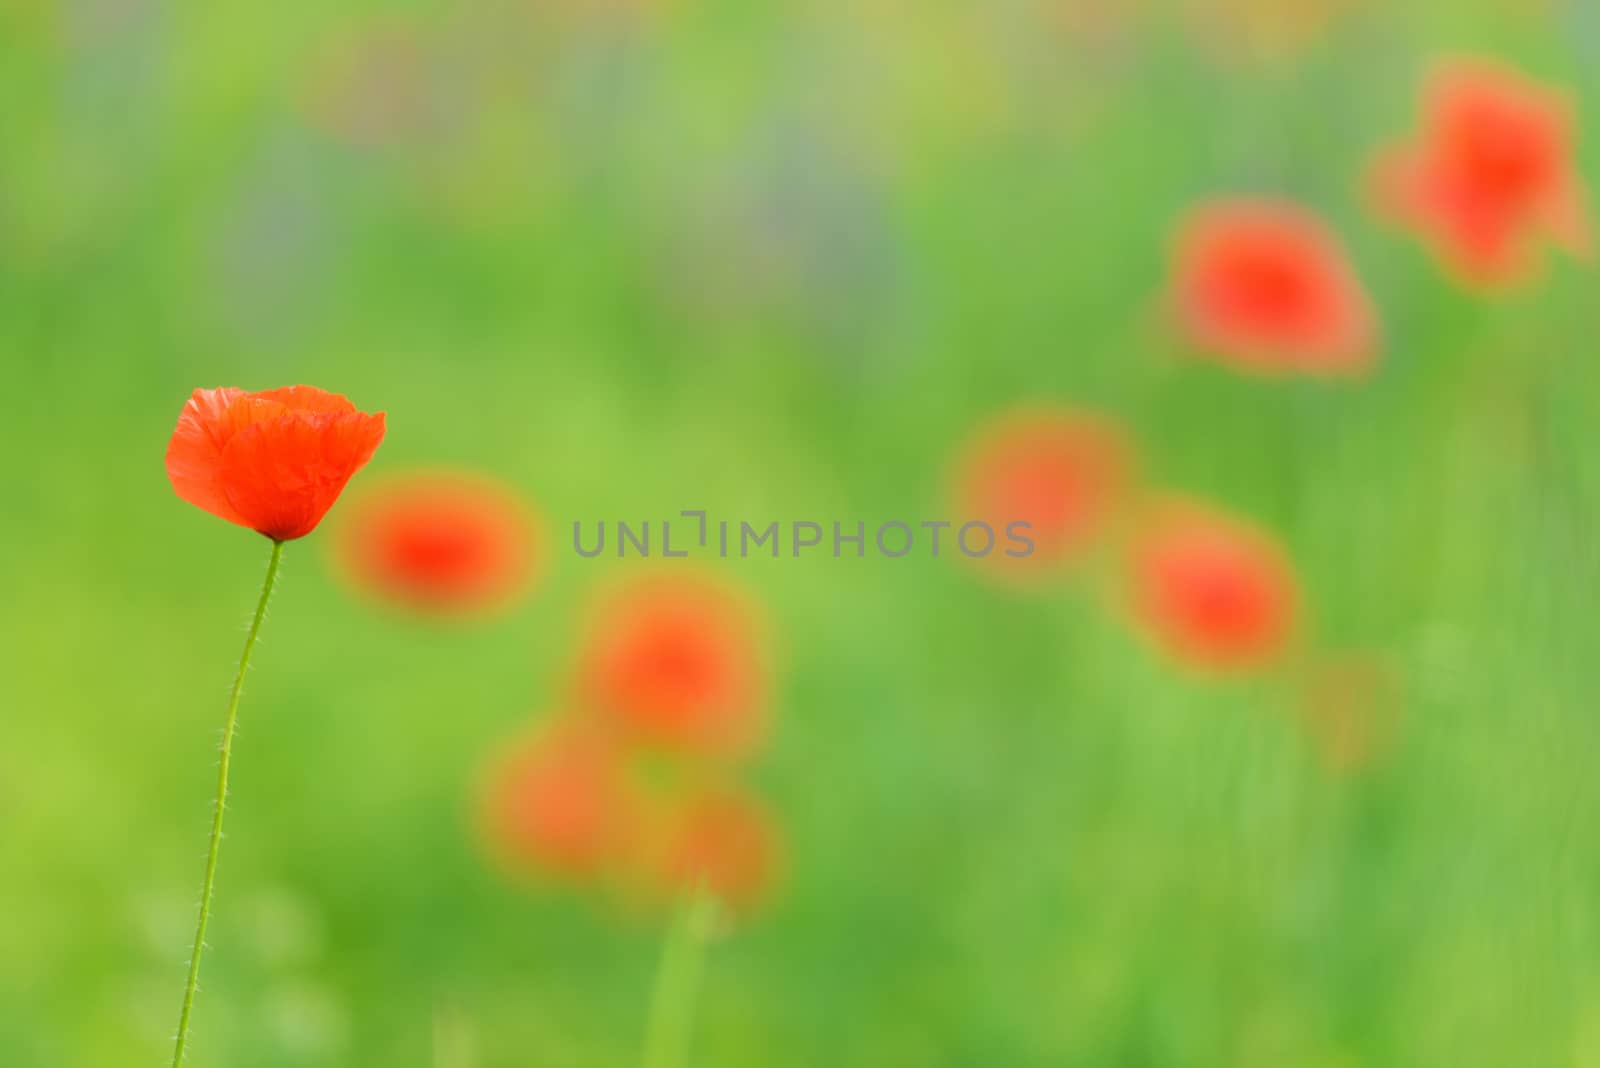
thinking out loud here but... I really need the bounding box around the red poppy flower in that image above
[952,406,1133,576]
[1170,198,1377,375]
[652,789,781,914]
[1368,58,1591,287]
[481,719,640,881]
[166,386,386,541]
[576,575,766,758]
[335,471,538,617]
[1125,497,1298,672]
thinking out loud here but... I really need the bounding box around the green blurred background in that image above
[6,0,1600,1064]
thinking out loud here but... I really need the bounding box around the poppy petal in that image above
[254,385,359,416]
[165,387,250,526]
[220,410,387,541]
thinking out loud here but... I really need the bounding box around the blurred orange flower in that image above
[165,386,386,541]
[651,788,782,914]
[952,406,1133,575]
[1368,58,1591,288]
[576,576,766,758]
[1124,497,1298,672]
[336,471,538,617]
[481,719,641,881]
[1170,198,1377,376]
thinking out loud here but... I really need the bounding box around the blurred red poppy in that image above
[1125,497,1298,672]
[576,576,766,758]
[481,718,640,881]
[652,788,782,914]
[952,406,1133,575]
[166,386,386,541]
[1369,58,1591,287]
[336,471,538,617]
[1170,198,1377,375]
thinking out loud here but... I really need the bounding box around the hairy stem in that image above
[642,887,720,1068]
[170,539,284,1067]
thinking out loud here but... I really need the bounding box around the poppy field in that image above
[5,2,1600,1066]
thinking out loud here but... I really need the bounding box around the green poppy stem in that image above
[170,539,284,1067]
[641,886,720,1068]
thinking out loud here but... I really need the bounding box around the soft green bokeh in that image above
[4,1,1600,1065]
